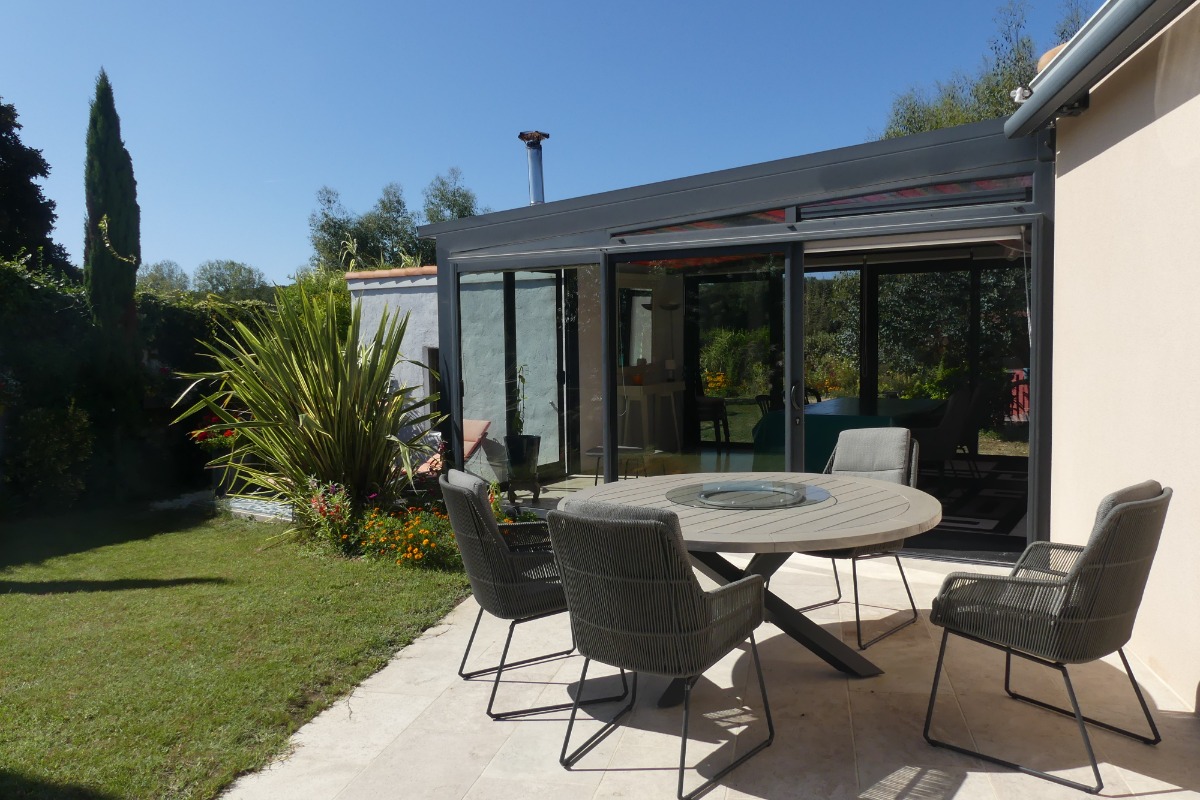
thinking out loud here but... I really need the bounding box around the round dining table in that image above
[562,471,943,681]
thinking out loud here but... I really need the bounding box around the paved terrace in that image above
[223,552,1199,800]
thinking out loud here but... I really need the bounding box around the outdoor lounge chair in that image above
[415,419,490,477]
[924,480,1172,794]
[798,427,921,648]
[439,469,621,719]
[547,501,773,800]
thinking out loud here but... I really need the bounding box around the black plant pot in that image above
[503,434,541,503]
[211,465,237,498]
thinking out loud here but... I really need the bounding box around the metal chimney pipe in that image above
[518,130,549,205]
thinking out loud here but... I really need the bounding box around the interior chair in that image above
[911,387,975,479]
[755,394,772,417]
[798,427,921,649]
[695,395,730,445]
[439,469,622,719]
[924,480,1172,794]
[547,501,774,800]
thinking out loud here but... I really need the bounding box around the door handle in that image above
[790,384,804,411]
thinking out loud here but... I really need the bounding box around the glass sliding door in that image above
[799,235,1034,554]
[457,264,600,503]
[801,268,861,470]
[613,251,784,476]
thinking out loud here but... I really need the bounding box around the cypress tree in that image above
[83,68,142,439]
[84,68,140,344]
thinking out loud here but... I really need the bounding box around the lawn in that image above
[0,506,470,800]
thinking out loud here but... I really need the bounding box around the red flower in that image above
[223,429,235,437]
[195,431,210,441]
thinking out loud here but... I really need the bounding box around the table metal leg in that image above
[689,550,882,679]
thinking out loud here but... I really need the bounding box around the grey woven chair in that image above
[440,469,623,720]
[924,480,1172,794]
[798,427,921,649]
[547,501,773,800]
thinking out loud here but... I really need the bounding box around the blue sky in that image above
[3,1,1078,285]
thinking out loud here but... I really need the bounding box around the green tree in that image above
[419,168,487,264]
[0,97,76,280]
[136,259,189,294]
[308,183,419,271]
[880,1,1087,139]
[309,170,485,270]
[1054,0,1089,45]
[276,263,351,337]
[83,68,143,433]
[422,167,484,224]
[193,259,269,300]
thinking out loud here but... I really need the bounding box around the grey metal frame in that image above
[1006,0,1195,137]
[428,118,1055,545]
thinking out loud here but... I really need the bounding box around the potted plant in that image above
[190,412,242,496]
[503,364,540,503]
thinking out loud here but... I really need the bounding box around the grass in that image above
[979,422,1031,457]
[0,505,470,800]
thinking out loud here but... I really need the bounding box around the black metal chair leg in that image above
[459,607,574,680]
[795,558,843,613]
[852,554,919,650]
[925,629,1136,794]
[487,619,630,720]
[677,633,775,800]
[561,660,635,767]
[1004,647,1162,745]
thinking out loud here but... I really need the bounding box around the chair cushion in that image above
[461,419,490,461]
[829,427,911,484]
[445,468,490,505]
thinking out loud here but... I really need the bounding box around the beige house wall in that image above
[1052,5,1200,710]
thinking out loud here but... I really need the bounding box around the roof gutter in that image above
[1005,0,1196,138]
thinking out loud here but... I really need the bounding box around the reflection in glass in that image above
[615,253,784,475]
[804,270,860,401]
[457,266,601,494]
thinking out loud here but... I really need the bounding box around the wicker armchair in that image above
[547,501,773,800]
[924,480,1172,794]
[798,427,922,648]
[441,469,621,719]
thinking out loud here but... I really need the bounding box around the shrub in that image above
[2,401,93,507]
[361,504,460,570]
[699,326,771,397]
[300,480,361,556]
[177,287,440,520]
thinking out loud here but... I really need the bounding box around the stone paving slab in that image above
[221,556,1200,800]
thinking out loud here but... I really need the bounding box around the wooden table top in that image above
[561,472,942,553]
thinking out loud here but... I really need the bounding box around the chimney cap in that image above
[518,130,550,145]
